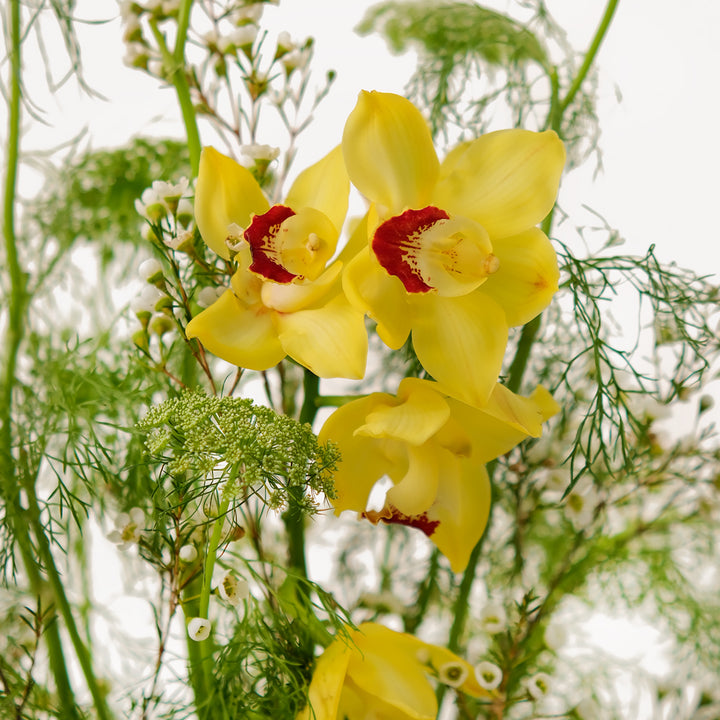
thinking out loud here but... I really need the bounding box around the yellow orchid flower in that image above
[319,377,559,572]
[185,146,368,379]
[342,91,566,406]
[296,622,486,720]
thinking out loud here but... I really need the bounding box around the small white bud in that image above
[179,545,198,563]
[138,258,164,282]
[187,617,211,641]
[196,286,225,308]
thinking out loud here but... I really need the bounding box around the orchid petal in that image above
[481,227,559,327]
[343,90,439,210]
[319,394,402,513]
[446,384,559,463]
[343,247,412,349]
[285,145,349,236]
[427,462,491,573]
[347,625,440,719]
[411,292,509,407]
[435,129,565,238]
[185,289,284,370]
[357,377,450,446]
[385,443,441,518]
[276,295,368,379]
[296,634,351,720]
[262,261,342,313]
[195,147,269,260]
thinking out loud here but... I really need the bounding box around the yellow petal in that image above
[276,295,368,379]
[446,384,559,464]
[435,129,565,238]
[411,292,509,407]
[319,394,402,513]
[383,444,441,517]
[480,227,559,327]
[357,377,450,445]
[185,289,285,370]
[426,462,491,573]
[343,91,439,210]
[296,633,351,720]
[195,147,269,260]
[262,261,342,313]
[347,624,440,720]
[285,145,349,237]
[343,247,412,349]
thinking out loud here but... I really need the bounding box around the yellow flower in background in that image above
[185,146,368,379]
[319,377,559,572]
[342,91,565,406]
[296,622,486,720]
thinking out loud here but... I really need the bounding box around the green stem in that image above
[149,3,201,176]
[282,370,320,579]
[559,0,620,115]
[23,480,114,720]
[2,4,79,715]
[181,576,210,718]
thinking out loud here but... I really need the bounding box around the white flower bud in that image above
[196,286,225,308]
[138,258,164,282]
[229,25,258,49]
[187,617,211,641]
[239,143,280,164]
[179,545,198,563]
[133,285,169,315]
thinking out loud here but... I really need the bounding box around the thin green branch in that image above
[23,479,114,720]
[559,0,620,115]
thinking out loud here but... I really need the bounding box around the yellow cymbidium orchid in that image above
[185,146,368,379]
[342,91,566,406]
[319,377,559,572]
[296,622,486,720]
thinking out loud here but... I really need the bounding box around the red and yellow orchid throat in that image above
[372,206,499,296]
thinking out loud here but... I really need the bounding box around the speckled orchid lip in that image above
[372,205,499,296]
[362,505,440,537]
[243,204,297,283]
[373,206,448,292]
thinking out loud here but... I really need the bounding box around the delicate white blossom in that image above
[525,672,552,700]
[474,661,503,691]
[217,572,249,606]
[478,601,507,634]
[438,661,469,688]
[108,507,146,548]
[187,617,211,641]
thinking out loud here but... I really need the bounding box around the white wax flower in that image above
[217,573,249,606]
[187,617,211,641]
[474,661,503,691]
[438,661,468,688]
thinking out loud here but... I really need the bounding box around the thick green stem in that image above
[282,369,320,579]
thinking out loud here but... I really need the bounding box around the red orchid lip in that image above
[372,206,450,293]
[244,204,297,283]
